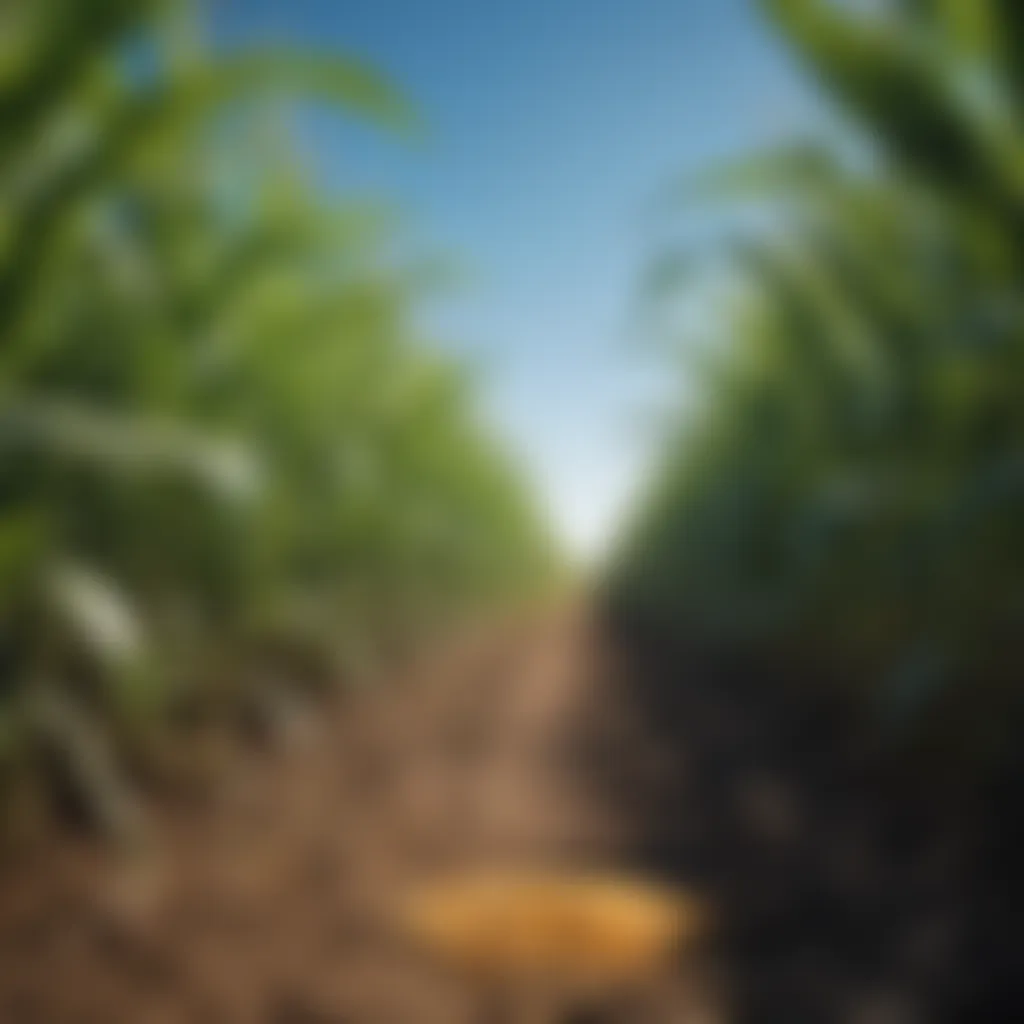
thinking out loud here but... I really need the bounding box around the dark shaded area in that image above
[601,605,1024,1024]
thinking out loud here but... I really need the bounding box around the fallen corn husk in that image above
[401,869,710,984]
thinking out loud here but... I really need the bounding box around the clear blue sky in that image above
[214,0,817,557]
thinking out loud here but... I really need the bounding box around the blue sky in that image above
[214,0,817,557]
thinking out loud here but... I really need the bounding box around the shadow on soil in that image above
[598,608,1024,1024]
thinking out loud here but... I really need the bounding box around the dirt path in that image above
[0,607,683,1024]
[0,606,1019,1023]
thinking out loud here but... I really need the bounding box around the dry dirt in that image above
[0,605,1019,1023]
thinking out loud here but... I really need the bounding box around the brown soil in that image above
[0,605,1020,1023]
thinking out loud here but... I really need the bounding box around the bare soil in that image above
[0,604,1020,1023]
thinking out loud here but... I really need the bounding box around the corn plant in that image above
[0,0,554,836]
[615,0,1024,766]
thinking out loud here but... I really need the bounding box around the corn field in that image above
[614,0,1024,766]
[0,0,554,836]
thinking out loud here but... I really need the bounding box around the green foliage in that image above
[0,0,553,831]
[615,0,1024,766]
